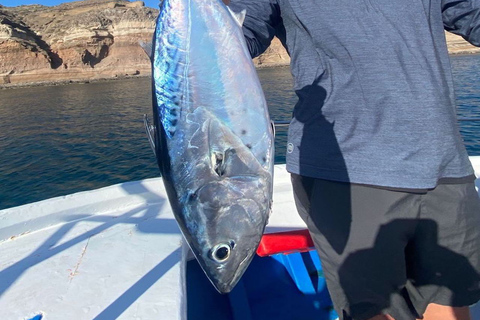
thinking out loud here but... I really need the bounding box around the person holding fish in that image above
[224,0,480,319]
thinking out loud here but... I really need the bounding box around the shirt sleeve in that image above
[442,0,480,46]
[229,0,282,58]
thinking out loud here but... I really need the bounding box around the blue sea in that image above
[1,55,480,210]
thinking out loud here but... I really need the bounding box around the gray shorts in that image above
[291,174,480,320]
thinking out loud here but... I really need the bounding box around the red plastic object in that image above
[256,229,315,257]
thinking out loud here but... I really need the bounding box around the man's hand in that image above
[222,0,230,5]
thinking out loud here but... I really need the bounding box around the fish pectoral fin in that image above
[212,147,260,178]
[271,120,276,137]
[144,114,157,157]
[139,41,153,61]
[227,7,246,27]
[212,150,226,176]
[208,119,263,177]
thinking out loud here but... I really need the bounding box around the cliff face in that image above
[445,32,480,55]
[0,0,156,85]
[1,0,479,86]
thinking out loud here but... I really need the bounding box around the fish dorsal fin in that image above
[227,7,246,27]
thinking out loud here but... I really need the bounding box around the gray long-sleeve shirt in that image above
[230,0,478,189]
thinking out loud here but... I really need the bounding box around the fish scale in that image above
[154,0,187,138]
[147,0,274,293]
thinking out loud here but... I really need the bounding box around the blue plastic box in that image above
[186,249,338,320]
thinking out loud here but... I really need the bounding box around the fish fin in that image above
[144,114,157,157]
[227,7,246,27]
[139,41,153,61]
[270,120,276,137]
[208,119,263,177]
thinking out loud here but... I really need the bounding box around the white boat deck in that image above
[1,160,479,320]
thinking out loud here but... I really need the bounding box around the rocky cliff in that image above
[0,0,156,85]
[0,0,479,86]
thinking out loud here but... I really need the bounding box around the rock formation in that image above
[1,0,156,85]
[445,32,480,55]
[1,0,479,86]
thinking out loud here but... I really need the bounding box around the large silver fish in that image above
[145,0,274,293]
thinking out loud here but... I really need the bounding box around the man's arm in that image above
[228,0,282,58]
[442,0,480,46]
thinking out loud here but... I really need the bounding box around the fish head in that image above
[184,174,271,294]
[180,118,273,294]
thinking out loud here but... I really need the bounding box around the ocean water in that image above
[1,55,480,210]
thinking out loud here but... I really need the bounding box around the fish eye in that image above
[211,243,232,262]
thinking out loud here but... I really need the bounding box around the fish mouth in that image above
[238,249,252,266]
[210,275,239,294]
[209,248,255,294]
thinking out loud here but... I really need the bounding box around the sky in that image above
[1,0,159,9]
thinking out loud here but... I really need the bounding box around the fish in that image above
[144,0,274,293]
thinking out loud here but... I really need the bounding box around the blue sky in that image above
[1,0,159,9]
